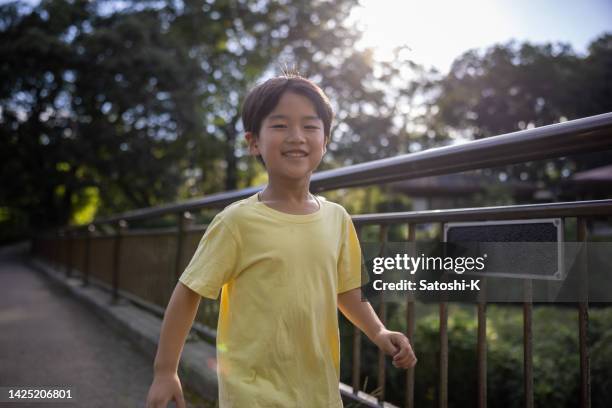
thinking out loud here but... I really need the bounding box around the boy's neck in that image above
[260,181,312,203]
[259,178,320,213]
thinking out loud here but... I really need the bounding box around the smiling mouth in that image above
[282,152,308,158]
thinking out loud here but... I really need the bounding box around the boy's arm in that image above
[146,282,201,408]
[338,287,417,369]
[153,282,201,373]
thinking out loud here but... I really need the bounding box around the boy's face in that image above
[246,91,327,182]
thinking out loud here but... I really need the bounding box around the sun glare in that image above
[350,0,514,73]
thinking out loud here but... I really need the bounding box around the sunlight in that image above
[349,0,514,73]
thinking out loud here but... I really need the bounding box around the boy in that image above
[146,74,416,408]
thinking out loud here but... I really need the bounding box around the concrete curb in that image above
[27,257,219,403]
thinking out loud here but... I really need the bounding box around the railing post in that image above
[439,302,448,408]
[83,224,95,287]
[405,222,416,408]
[477,279,487,408]
[31,235,37,256]
[577,217,590,408]
[112,220,128,303]
[439,222,448,408]
[59,229,66,272]
[523,279,534,408]
[351,224,363,395]
[54,229,62,270]
[66,228,74,278]
[174,211,193,280]
[376,224,388,404]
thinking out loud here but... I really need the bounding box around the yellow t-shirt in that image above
[179,192,364,407]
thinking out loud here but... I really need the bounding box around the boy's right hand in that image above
[146,373,186,408]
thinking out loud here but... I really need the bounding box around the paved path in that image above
[0,252,207,408]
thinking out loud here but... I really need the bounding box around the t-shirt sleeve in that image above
[337,210,368,294]
[179,214,239,300]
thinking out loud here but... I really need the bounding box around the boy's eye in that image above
[271,125,320,130]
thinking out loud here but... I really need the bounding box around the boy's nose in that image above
[286,126,306,142]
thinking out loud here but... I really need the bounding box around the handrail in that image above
[351,198,612,225]
[89,112,612,226]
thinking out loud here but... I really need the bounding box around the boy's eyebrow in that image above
[267,114,321,121]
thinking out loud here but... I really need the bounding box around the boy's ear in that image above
[245,132,260,155]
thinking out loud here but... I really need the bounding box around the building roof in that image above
[571,164,612,182]
[389,173,537,197]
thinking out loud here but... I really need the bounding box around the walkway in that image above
[0,248,208,407]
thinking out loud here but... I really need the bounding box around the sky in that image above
[349,0,612,73]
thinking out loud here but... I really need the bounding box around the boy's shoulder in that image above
[214,193,257,221]
[317,196,355,229]
[315,194,350,217]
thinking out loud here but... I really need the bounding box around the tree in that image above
[1,0,429,234]
[427,35,612,191]
[167,0,427,190]
[1,0,95,230]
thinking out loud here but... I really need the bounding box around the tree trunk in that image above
[225,130,237,191]
[224,114,241,191]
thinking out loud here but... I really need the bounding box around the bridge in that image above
[4,112,612,407]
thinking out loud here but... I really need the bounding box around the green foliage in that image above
[341,303,612,407]
[428,36,612,190]
[589,307,612,407]
[1,0,203,230]
[70,185,99,225]
[4,1,609,239]
[1,0,428,236]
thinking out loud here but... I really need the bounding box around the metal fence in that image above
[33,112,612,407]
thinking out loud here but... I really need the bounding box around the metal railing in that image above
[33,112,612,407]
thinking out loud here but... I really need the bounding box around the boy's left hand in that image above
[372,329,417,369]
